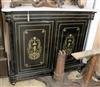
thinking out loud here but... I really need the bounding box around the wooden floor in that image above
[0,75,100,87]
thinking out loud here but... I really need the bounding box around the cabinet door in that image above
[14,20,54,75]
[56,20,88,70]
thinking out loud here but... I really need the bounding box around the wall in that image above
[93,20,100,76]
[85,0,100,77]
[92,0,100,76]
[85,0,100,50]
[1,0,11,7]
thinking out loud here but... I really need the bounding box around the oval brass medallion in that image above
[27,37,42,60]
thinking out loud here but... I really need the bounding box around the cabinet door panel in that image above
[14,20,54,73]
[56,20,88,69]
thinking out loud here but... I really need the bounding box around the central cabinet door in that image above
[14,20,54,75]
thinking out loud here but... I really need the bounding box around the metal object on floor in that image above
[54,50,66,81]
[71,49,100,87]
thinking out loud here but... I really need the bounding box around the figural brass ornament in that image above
[63,34,75,54]
[27,37,42,60]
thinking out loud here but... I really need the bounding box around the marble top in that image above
[1,3,96,12]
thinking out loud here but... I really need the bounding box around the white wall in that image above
[85,0,95,9]
[1,0,11,7]
[85,0,100,50]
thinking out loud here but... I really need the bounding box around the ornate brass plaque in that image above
[27,37,42,60]
[63,34,75,54]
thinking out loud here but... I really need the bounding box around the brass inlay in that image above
[63,34,75,54]
[27,36,42,60]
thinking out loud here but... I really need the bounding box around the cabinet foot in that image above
[9,76,16,85]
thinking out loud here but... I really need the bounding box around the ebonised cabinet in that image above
[4,11,95,84]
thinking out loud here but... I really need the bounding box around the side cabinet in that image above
[4,11,95,84]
